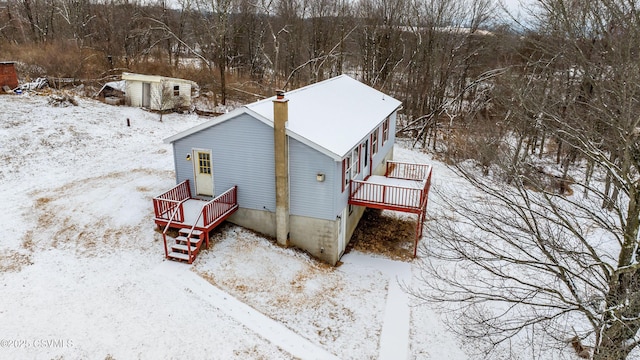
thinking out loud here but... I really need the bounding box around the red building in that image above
[0,62,19,90]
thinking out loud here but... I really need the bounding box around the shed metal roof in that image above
[95,80,126,97]
[165,75,402,160]
[121,72,197,87]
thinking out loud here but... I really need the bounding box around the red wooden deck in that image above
[349,161,432,257]
[153,180,238,263]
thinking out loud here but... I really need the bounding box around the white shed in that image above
[121,72,197,111]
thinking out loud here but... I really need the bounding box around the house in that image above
[121,72,197,111]
[0,62,19,91]
[154,75,432,265]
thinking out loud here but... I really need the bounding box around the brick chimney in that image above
[273,90,290,246]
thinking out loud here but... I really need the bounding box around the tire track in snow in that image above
[340,253,411,360]
[154,261,340,360]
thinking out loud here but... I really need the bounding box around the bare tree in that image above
[394,0,497,150]
[191,0,235,104]
[414,1,640,359]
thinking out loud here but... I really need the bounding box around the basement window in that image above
[173,85,180,96]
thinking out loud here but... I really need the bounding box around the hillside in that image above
[0,93,468,359]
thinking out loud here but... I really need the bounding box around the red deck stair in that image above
[153,180,238,264]
[167,229,204,263]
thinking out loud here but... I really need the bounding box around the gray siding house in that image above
[164,75,401,265]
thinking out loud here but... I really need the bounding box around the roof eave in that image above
[164,108,244,143]
[285,131,342,161]
[163,106,274,144]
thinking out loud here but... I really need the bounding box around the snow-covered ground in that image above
[0,93,468,359]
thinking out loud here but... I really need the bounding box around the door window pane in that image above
[198,152,211,174]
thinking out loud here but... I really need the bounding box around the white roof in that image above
[106,80,127,92]
[94,80,126,98]
[165,75,401,160]
[121,72,197,87]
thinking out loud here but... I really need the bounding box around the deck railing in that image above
[386,161,432,181]
[350,161,433,259]
[350,161,433,213]
[203,186,238,227]
[180,185,238,262]
[350,180,424,212]
[421,168,433,209]
[153,180,191,223]
[162,202,187,259]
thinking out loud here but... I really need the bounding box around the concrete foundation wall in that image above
[228,207,276,238]
[227,207,341,265]
[290,215,340,265]
[345,205,367,244]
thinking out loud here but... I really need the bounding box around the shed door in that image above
[142,82,151,107]
[193,150,214,197]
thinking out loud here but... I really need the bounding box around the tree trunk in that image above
[539,130,546,159]
[602,151,618,209]
[597,151,640,359]
[583,158,594,198]
[22,0,40,42]
[507,135,525,184]
[219,63,226,105]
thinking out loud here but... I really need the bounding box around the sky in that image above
[498,0,538,27]
[501,0,536,15]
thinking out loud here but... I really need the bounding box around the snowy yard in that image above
[0,93,470,359]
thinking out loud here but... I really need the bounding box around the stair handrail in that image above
[185,205,208,262]
[180,187,239,263]
[162,198,189,258]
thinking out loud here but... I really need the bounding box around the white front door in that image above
[193,149,214,197]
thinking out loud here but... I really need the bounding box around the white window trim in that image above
[372,129,379,156]
[351,147,360,179]
[343,155,351,189]
[382,118,389,145]
[362,139,369,168]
